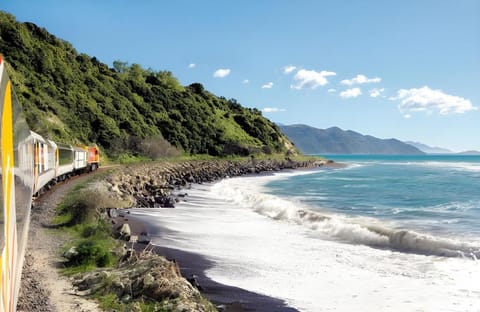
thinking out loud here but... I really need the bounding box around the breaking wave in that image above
[211,178,480,259]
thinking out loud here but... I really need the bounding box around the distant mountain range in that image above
[456,150,480,155]
[280,124,424,155]
[404,141,453,154]
[405,142,480,155]
[280,124,480,155]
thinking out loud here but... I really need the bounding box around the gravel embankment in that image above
[17,172,104,312]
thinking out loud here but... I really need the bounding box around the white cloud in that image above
[328,88,337,93]
[291,69,336,90]
[283,65,297,74]
[369,88,385,98]
[242,79,249,84]
[213,68,231,78]
[392,86,477,115]
[262,107,286,113]
[341,74,381,86]
[188,63,196,69]
[261,82,274,89]
[340,87,362,98]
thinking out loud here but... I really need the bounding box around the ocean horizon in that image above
[131,155,480,311]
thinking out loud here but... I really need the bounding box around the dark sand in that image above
[115,213,300,312]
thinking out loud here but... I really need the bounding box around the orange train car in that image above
[85,146,100,171]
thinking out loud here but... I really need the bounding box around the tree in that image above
[113,60,128,73]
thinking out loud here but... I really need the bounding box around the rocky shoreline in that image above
[105,158,330,209]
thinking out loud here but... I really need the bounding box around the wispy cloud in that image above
[263,107,286,113]
[391,86,477,116]
[369,88,385,98]
[328,88,337,93]
[242,79,249,84]
[283,65,297,74]
[261,82,274,89]
[340,88,362,98]
[291,69,336,90]
[213,68,231,78]
[188,63,196,69]
[341,74,381,86]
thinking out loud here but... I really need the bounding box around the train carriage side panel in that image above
[73,146,87,172]
[30,131,55,194]
[54,143,74,180]
[47,140,57,176]
[1,55,35,312]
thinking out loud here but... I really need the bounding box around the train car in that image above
[86,146,100,171]
[51,142,74,182]
[73,146,87,173]
[1,55,35,312]
[31,131,56,194]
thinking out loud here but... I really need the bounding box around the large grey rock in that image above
[117,223,131,241]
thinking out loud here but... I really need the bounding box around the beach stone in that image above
[107,208,118,218]
[62,246,78,261]
[118,223,131,241]
[121,294,132,303]
[138,232,150,244]
[160,195,176,208]
[111,278,125,297]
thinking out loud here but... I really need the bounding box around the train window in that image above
[58,147,73,166]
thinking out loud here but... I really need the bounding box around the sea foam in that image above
[130,171,480,312]
[211,174,480,259]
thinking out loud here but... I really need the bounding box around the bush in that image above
[57,189,119,226]
[139,135,181,159]
[81,222,111,239]
[70,240,113,267]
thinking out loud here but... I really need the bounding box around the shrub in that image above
[57,189,119,226]
[69,240,113,267]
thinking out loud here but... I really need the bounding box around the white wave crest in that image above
[422,161,480,172]
[212,176,480,259]
[385,229,480,258]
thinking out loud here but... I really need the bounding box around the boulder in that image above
[62,246,78,261]
[117,223,131,241]
[138,232,150,244]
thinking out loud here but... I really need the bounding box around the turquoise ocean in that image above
[269,155,480,243]
[131,155,480,311]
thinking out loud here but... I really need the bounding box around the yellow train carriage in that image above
[1,56,35,312]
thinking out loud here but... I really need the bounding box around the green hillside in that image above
[0,11,294,158]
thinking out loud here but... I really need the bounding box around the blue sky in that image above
[3,0,480,151]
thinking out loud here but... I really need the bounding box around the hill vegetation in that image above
[280,124,425,155]
[0,11,294,158]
